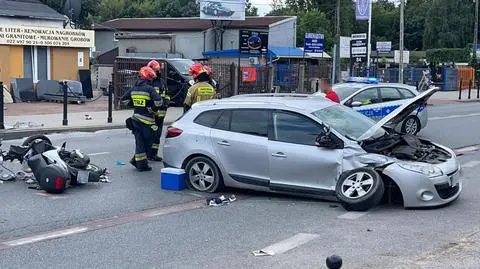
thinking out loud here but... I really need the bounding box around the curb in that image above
[0,121,175,140]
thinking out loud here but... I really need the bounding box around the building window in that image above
[23,46,51,82]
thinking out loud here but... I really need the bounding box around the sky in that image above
[250,0,273,16]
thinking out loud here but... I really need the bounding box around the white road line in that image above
[4,227,89,247]
[429,113,480,121]
[36,193,66,199]
[88,152,110,156]
[462,161,480,168]
[337,211,370,220]
[252,233,320,256]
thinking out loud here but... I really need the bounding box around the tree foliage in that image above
[425,48,470,63]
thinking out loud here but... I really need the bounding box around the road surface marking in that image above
[3,227,89,247]
[252,233,320,256]
[462,161,480,168]
[0,199,206,250]
[36,193,67,199]
[429,113,480,121]
[338,211,370,220]
[89,152,110,156]
[454,146,480,156]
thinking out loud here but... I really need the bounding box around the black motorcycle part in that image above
[38,164,70,194]
[22,135,52,147]
[27,154,48,181]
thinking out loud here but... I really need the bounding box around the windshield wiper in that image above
[344,134,357,141]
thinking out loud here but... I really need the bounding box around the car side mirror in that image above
[315,126,344,149]
[351,101,362,107]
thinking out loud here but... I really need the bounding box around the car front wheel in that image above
[401,115,421,135]
[185,156,223,193]
[335,168,384,211]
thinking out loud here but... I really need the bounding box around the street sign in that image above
[376,41,392,53]
[350,37,367,63]
[303,32,324,53]
[351,33,367,40]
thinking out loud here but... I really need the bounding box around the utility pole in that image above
[366,0,373,75]
[399,0,405,84]
[335,0,341,83]
[474,0,479,62]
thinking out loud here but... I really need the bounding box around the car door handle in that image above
[271,152,287,158]
[217,140,230,146]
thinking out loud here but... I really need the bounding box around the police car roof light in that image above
[343,76,379,84]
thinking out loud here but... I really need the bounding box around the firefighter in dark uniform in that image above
[146,60,170,161]
[184,63,217,113]
[120,66,163,172]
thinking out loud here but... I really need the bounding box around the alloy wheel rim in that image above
[341,172,374,199]
[189,162,215,191]
[405,118,418,134]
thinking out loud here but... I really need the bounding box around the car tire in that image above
[335,167,384,212]
[401,115,421,135]
[22,135,52,147]
[185,156,223,193]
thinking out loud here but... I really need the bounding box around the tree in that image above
[423,0,475,49]
[404,0,431,50]
[246,0,258,16]
[296,11,333,50]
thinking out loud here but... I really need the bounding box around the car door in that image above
[378,87,407,117]
[210,108,271,187]
[346,87,383,121]
[268,110,343,195]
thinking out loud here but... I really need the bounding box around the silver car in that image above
[163,88,462,211]
[313,82,428,135]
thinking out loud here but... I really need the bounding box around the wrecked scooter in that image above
[0,135,109,193]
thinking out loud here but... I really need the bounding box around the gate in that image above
[113,57,168,109]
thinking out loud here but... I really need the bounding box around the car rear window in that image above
[398,88,416,98]
[193,110,223,127]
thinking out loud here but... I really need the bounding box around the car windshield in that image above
[312,104,385,140]
[331,84,363,100]
[169,59,194,75]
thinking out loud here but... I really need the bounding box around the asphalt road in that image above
[419,102,480,149]
[0,102,479,269]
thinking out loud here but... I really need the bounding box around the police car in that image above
[313,77,429,135]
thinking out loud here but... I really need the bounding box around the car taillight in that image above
[166,127,183,138]
[54,176,64,190]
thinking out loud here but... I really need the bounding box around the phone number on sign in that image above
[5,39,70,46]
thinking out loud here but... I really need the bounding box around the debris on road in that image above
[85,114,93,120]
[116,160,126,165]
[206,195,236,207]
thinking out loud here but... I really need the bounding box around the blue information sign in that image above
[303,33,324,53]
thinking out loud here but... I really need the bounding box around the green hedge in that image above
[425,48,470,63]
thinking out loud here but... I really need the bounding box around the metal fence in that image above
[208,62,235,98]
[113,57,167,109]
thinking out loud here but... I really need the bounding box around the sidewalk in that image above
[430,90,480,105]
[1,106,184,140]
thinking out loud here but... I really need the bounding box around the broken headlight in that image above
[397,161,443,178]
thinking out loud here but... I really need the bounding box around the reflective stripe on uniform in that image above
[133,114,155,125]
[152,144,160,149]
[156,111,166,117]
[154,101,162,107]
[131,91,151,98]
[135,153,147,161]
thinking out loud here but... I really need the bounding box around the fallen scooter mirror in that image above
[0,135,111,193]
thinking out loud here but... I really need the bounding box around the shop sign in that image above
[0,25,94,48]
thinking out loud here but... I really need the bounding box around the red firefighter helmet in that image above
[139,66,157,81]
[147,60,161,73]
[204,65,213,77]
[188,63,208,79]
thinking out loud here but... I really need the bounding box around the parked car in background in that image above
[313,77,430,135]
[163,88,462,211]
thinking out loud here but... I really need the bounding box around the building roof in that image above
[98,16,294,32]
[0,0,66,21]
